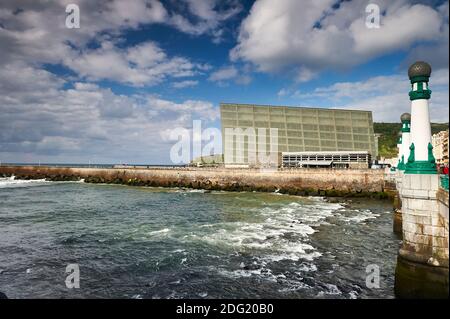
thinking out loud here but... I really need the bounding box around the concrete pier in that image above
[0,165,390,197]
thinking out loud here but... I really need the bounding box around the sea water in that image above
[0,177,400,298]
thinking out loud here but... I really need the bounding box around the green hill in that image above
[374,122,449,158]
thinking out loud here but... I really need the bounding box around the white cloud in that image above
[65,41,201,86]
[277,88,290,97]
[0,1,241,163]
[169,0,242,42]
[208,65,252,85]
[231,0,449,77]
[0,0,168,66]
[208,66,238,81]
[172,80,199,88]
[292,68,449,122]
[0,63,218,163]
[0,0,240,87]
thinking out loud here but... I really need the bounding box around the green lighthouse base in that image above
[405,160,437,174]
[397,156,406,171]
[404,143,438,175]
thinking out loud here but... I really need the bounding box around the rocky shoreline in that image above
[0,167,393,199]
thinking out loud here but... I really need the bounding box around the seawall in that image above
[0,166,390,198]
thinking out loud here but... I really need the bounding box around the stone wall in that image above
[437,188,449,222]
[0,166,388,197]
[395,174,449,298]
[399,174,448,266]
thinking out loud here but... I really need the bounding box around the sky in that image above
[0,0,448,164]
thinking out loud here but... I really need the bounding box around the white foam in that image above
[278,281,312,292]
[147,228,170,236]
[348,291,358,299]
[218,267,278,282]
[296,263,318,272]
[0,176,84,188]
[187,198,343,264]
[0,176,51,188]
[337,209,380,223]
[175,189,206,193]
[322,283,342,295]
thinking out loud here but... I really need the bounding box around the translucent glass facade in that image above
[220,103,377,164]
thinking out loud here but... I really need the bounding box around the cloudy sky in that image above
[0,0,448,164]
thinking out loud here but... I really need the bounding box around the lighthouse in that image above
[397,113,411,171]
[396,131,403,169]
[395,61,447,299]
[405,61,437,174]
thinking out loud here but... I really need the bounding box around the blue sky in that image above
[0,0,448,164]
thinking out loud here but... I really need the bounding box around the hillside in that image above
[374,122,449,158]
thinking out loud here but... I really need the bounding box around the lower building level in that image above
[282,151,371,169]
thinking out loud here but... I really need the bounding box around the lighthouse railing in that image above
[440,174,449,191]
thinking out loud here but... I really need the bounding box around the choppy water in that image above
[0,176,400,299]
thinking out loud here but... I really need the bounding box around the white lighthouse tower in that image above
[395,61,447,299]
[396,131,403,169]
[397,113,411,171]
[405,61,437,174]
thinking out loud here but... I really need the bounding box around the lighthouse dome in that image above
[400,113,411,122]
[408,61,432,79]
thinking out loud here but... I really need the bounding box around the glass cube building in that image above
[220,103,378,165]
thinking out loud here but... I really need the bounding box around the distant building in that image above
[432,129,449,166]
[190,154,223,167]
[220,103,378,168]
[282,151,371,169]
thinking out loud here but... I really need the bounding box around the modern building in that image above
[282,151,371,169]
[220,103,378,167]
[432,129,449,166]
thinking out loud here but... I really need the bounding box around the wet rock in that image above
[0,292,7,299]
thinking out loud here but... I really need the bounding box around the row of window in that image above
[221,121,374,131]
[220,106,372,120]
[224,143,373,152]
[221,113,371,122]
[222,133,374,142]
[282,155,370,161]
[225,150,374,161]
[221,116,372,125]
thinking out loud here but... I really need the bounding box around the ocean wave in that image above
[0,176,85,189]
[218,266,279,282]
[173,188,206,194]
[187,199,343,264]
[336,209,380,223]
[146,228,171,236]
[317,283,342,296]
[0,176,50,189]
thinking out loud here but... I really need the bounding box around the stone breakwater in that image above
[0,166,391,198]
